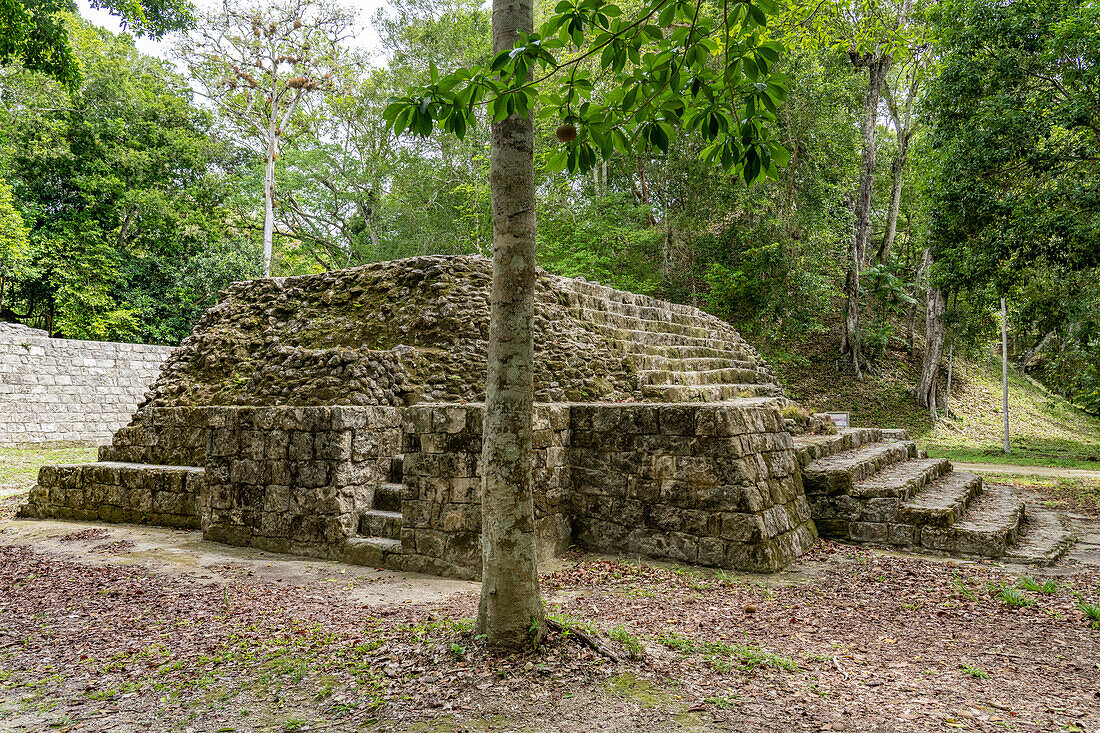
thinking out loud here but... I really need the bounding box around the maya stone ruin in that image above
[19,255,1075,578]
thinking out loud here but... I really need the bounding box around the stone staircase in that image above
[345,455,404,566]
[558,284,786,402]
[795,429,1074,565]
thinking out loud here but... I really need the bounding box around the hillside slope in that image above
[764,329,1100,466]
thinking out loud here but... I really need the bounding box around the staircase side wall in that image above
[398,404,572,580]
[400,402,817,578]
[200,406,401,559]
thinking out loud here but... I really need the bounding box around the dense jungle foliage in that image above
[0,0,1097,414]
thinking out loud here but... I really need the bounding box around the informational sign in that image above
[826,412,850,429]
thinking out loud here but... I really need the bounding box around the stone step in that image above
[18,461,203,529]
[802,441,916,496]
[358,509,402,540]
[561,287,725,329]
[1001,505,1075,566]
[640,383,785,402]
[344,536,402,567]
[852,458,953,500]
[636,367,769,387]
[618,342,756,361]
[574,306,718,339]
[793,429,885,468]
[388,455,404,484]
[926,484,1025,559]
[589,321,740,350]
[629,355,763,372]
[374,482,403,512]
[897,470,983,526]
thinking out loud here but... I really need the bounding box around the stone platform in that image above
[20,402,817,579]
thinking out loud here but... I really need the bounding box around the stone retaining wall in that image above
[0,324,172,446]
[199,406,401,558]
[20,401,818,577]
[398,404,572,578]
[399,402,816,576]
[21,462,202,529]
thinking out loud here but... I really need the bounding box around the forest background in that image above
[1,0,1097,429]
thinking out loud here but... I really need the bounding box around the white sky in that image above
[76,0,388,61]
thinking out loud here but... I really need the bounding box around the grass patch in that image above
[1017,576,1058,595]
[656,631,798,673]
[990,583,1035,608]
[959,664,989,679]
[1078,600,1100,629]
[0,446,98,486]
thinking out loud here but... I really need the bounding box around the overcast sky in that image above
[75,0,388,61]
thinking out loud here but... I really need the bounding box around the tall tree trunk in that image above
[852,56,890,266]
[1001,297,1010,454]
[263,125,277,276]
[476,0,544,648]
[944,341,954,418]
[880,134,908,263]
[880,67,920,263]
[842,53,891,376]
[1019,329,1056,371]
[917,287,946,414]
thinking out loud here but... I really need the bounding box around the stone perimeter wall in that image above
[400,403,815,577]
[21,401,818,577]
[0,326,172,446]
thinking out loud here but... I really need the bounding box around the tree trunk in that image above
[1019,329,1056,371]
[1002,297,1010,454]
[853,57,890,267]
[263,138,277,277]
[841,258,863,378]
[881,133,908,263]
[917,287,946,415]
[842,53,891,376]
[944,341,954,418]
[476,0,544,648]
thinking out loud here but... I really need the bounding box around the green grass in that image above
[0,446,98,485]
[768,328,1100,462]
[924,446,1100,471]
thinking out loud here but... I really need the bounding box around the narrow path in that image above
[954,462,1100,480]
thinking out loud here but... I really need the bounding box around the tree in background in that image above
[924,0,1100,413]
[0,0,192,86]
[0,16,260,341]
[179,0,354,275]
[0,178,31,317]
[783,0,923,377]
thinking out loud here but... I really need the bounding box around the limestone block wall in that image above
[400,402,817,575]
[201,406,401,558]
[0,326,173,446]
[399,404,572,578]
[568,404,815,572]
[21,462,203,529]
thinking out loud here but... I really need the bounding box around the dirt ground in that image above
[1,484,1099,732]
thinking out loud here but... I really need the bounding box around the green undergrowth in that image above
[0,446,98,486]
[766,329,1100,466]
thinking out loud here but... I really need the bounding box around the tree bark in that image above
[1019,329,1056,371]
[880,68,920,263]
[1002,297,1010,454]
[917,287,946,415]
[476,0,544,648]
[842,53,890,376]
[944,341,954,418]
